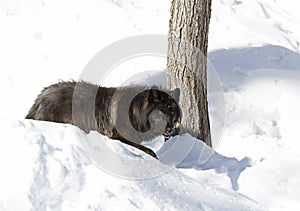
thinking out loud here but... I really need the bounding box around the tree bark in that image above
[167,0,212,146]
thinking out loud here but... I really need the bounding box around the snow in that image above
[1,0,300,210]
[0,120,263,210]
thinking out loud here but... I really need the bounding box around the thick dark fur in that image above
[26,81,181,158]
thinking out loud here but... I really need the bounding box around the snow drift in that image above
[0,119,263,210]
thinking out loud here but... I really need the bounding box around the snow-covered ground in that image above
[1,0,300,210]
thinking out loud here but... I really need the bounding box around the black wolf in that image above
[26,81,181,158]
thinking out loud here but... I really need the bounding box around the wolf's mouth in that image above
[163,131,171,138]
[163,133,171,141]
[163,122,181,140]
[163,127,176,140]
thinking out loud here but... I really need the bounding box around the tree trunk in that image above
[167,0,212,146]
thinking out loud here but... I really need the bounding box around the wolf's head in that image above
[129,87,181,140]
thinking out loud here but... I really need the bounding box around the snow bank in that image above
[0,119,264,210]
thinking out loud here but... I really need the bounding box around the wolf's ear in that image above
[151,85,159,90]
[170,88,180,102]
